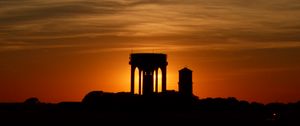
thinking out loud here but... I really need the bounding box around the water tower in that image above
[129,53,168,95]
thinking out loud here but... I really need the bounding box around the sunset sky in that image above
[1,0,300,103]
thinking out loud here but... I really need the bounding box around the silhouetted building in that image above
[129,53,168,95]
[178,67,193,96]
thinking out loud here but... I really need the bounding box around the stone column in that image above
[161,66,167,92]
[139,69,142,95]
[155,68,158,93]
[130,65,135,94]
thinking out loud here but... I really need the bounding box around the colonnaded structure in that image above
[129,53,193,96]
[129,53,167,95]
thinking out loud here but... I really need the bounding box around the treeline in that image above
[0,91,299,125]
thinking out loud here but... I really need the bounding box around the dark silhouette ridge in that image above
[1,94,300,125]
[81,90,198,111]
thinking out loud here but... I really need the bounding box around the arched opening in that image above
[134,67,139,94]
[153,70,157,93]
[158,68,162,92]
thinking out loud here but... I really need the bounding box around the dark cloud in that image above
[0,1,123,25]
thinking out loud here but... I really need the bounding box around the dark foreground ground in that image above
[0,91,299,126]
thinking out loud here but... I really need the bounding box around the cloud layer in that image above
[1,0,300,51]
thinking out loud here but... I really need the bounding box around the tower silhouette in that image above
[129,53,168,95]
[178,67,193,96]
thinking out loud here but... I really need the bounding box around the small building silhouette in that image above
[178,67,193,96]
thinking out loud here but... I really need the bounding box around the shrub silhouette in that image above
[24,97,40,104]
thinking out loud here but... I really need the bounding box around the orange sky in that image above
[1,0,300,103]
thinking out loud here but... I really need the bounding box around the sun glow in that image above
[154,69,162,93]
